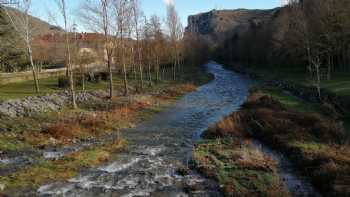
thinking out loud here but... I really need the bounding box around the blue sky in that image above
[29,0,283,32]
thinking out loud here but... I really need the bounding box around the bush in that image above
[58,76,83,88]
[58,76,69,88]
[100,72,109,81]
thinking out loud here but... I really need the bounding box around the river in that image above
[38,62,319,197]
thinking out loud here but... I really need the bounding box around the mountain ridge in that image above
[0,6,63,37]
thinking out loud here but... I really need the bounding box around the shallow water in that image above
[37,62,320,197]
[252,140,322,197]
[38,62,249,197]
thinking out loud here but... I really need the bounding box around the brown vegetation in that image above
[206,90,350,196]
[192,138,289,197]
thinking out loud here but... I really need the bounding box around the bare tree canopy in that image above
[3,0,40,93]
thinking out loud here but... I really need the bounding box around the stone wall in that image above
[0,91,106,118]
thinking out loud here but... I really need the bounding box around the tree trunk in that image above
[139,63,144,90]
[313,56,322,100]
[148,62,152,86]
[66,39,77,109]
[172,63,176,81]
[107,56,113,98]
[133,64,137,80]
[80,64,85,91]
[122,45,128,96]
[28,46,40,93]
[327,53,331,81]
[69,66,77,109]
[156,56,160,83]
[82,73,85,91]
[123,62,129,96]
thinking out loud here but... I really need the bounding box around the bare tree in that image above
[150,15,162,83]
[55,0,77,109]
[114,0,130,96]
[130,0,144,89]
[166,4,182,81]
[80,0,115,98]
[285,0,323,99]
[77,49,95,91]
[142,16,153,86]
[3,0,40,93]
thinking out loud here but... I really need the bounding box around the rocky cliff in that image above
[185,8,281,47]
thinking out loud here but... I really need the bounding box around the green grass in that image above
[256,87,350,136]
[0,75,127,101]
[0,65,213,101]
[247,64,350,96]
[250,78,321,113]
[321,72,350,96]
[0,77,59,101]
[261,87,321,113]
[192,139,289,197]
[0,139,126,194]
[0,138,32,152]
[248,64,308,84]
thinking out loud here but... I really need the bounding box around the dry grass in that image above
[160,83,196,99]
[206,91,350,196]
[192,139,289,197]
[23,101,140,147]
[203,112,248,139]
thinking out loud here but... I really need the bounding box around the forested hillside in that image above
[185,0,350,97]
[0,6,63,72]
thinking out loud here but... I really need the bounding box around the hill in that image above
[0,6,63,72]
[0,6,63,36]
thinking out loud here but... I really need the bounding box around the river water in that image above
[38,62,319,197]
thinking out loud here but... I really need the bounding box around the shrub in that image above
[58,76,69,88]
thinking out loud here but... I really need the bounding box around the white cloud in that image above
[163,0,174,6]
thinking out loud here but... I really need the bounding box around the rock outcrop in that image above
[185,8,280,47]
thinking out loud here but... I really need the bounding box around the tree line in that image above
[0,0,187,109]
[215,0,350,97]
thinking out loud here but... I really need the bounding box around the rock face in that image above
[185,8,279,47]
[0,91,106,118]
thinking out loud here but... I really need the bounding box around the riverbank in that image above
[221,61,350,136]
[31,62,250,196]
[192,138,290,196]
[193,90,350,196]
[0,65,213,195]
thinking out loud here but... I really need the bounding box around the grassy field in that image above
[322,72,350,96]
[247,64,350,134]
[0,75,138,101]
[248,65,350,96]
[0,65,211,101]
[256,86,349,134]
